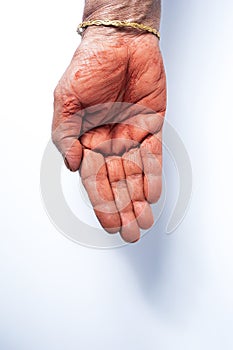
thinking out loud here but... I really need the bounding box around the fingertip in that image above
[64,157,81,172]
[120,219,141,243]
[133,201,154,230]
[94,208,121,234]
[64,141,83,172]
[64,157,73,171]
[144,175,162,203]
[105,227,120,234]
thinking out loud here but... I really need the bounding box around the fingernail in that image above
[131,239,139,244]
[64,157,72,171]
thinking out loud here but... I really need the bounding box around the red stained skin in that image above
[52,29,166,243]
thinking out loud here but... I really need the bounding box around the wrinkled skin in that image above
[52,28,166,242]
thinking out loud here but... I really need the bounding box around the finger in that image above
[124,105,164,137]
[80,149,121,233]
[106,156,140,243]
[111,109,164,155]
[122,148,154,230]
[140,132,162,204]
[52,86,83,172]
[79,125,113,155]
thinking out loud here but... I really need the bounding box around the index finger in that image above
[80,149,121,233]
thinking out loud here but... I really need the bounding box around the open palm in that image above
[52,29,166,242]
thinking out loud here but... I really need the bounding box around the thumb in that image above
[52,89,83,172]
[52,114,83,172]
[63,138,83,172]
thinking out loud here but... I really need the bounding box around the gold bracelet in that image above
[77,20,160,40]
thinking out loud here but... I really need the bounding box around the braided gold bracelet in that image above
[77,20,160,40]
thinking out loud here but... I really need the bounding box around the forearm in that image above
[83,0,161,30]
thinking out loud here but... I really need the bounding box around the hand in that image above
[52,28,166,242]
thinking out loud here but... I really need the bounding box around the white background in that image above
[0,0,233,349]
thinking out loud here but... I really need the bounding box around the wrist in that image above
[83,0,161,30]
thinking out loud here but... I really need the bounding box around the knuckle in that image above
[53,84,62,101]
[51,129,59,147]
